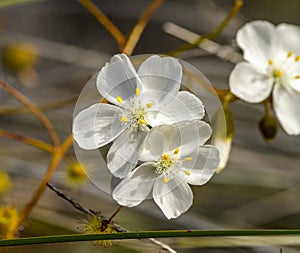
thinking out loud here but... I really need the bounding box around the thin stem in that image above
[263,99,271,116]
[0,96,77,116]
[47,183,97,216]
[2,229,300,247]
[108,206,123,223]
[0,80,60,147]
[16,134,73,231]
[168,0,243,56]
[122,0,165,55]
[78,0,126,50]
[0,128,53,153]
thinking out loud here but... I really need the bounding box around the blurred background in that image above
[1,0,300,252]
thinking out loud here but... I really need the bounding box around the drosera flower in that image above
[73,54,205,178]
[229,20,300,135]
[112,121,219,219]
[78,214,116,247]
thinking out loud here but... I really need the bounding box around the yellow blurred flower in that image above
[3,42,38,71]
[3,42,39,87]
[0,170,11,194]
[64,161,88,186]
[0,206,19,239]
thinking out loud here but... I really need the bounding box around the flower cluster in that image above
[73,54,219,219]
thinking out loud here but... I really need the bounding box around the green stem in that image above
[168,0,243,57]
[2,229,300,247]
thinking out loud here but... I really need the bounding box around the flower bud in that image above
[259,114,278,143]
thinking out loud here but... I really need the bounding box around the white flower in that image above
[229,20,300,135]
[112,121,219,219]
[73,54,205,178]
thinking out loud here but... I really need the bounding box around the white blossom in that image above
[229,20,300,135]
[112,121,219,219]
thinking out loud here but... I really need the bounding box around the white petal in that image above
[289,78,300,93]
[139,130,167,161]
[138,55,182,103]
[147,91,205,127]
[107,130,146,178]
[276,23,300,55]
[186,145,219,185]
[96,54,142,105]
[229,62,272,103]
[140,121,212,159]
[112,163,156,207]
[212,137,232,173]
[73,103,125,150]
[273,84,300,135]
[153,177,193,219]
[237,20,277,68]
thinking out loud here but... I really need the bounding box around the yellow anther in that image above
[274,70,282,78]
[295,75,300,79]
[173,148,180,154]
[116,96,123,104]
[120,116,127,123]
[184,170,191,176]
[163,154,169,160]
[295,55,300,62]
[146,102,153,108]
[268,59,273,65]
[135,87,140,96]
[287,51,293,58]
[163,177,169,184]
[184,157,193,162]
[139,119,146,124]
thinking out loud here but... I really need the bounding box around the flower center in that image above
[154,148,192,184]
[116,88,153,130]
[268,51,300,86]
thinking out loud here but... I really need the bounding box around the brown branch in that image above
[0,80,60,147]
[78,0,126,50]
[17,134,73,230]
[0,129,53,153]
[122,0,165,55]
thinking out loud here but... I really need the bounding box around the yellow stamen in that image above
[163,154,169,160]
[184,157,193,162]
[135,87,140,96]
[139,119,146,124]
[287,51,293,58]
[163,177,169,184]
[173,148,180,154]
[295,55,300,62]
[184,170,191,176]
[146,102,153,108]
[120,116,127,123]
[116,96,123,104]
[268,59,273,65]
[295,75,300,79]
[274,70,282,78]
